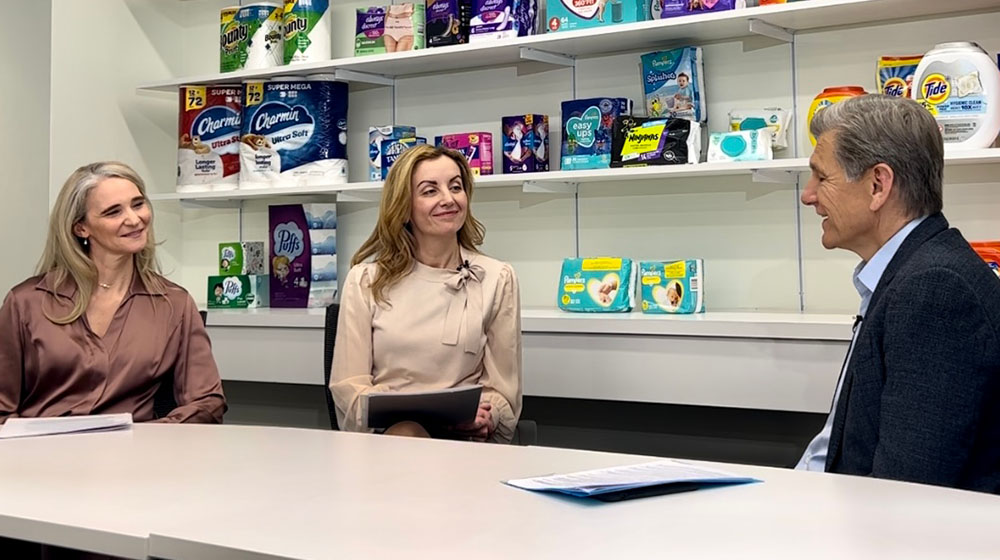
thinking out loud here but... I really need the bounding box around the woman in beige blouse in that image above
[0,161,226,424]
[331,144,522,442]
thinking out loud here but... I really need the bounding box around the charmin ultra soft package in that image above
[177,85,243,192]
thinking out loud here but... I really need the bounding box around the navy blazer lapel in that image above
[823,213,948,472]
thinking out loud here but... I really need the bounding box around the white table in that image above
[1,424,998,559]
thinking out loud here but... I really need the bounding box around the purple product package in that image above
[427,0,472,46]
[661,0,743,18]
[502,114,549,174]
[435,132,493,175]
[469,0,536,42]
[269,203,338,308]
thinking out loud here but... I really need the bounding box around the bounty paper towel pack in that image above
[545,0,653,32]
[561,98,632,170]
[240,78,349,188]
[219,242,266,275]
[470,0,537,42]
[220,7,242,73]
[641,47,706,122]
[639,260,704,314]
[283,0,332,64]
[207,275,269,309]
[234,3,284,71]
[558,257,637,313]
[177,85,242,192]
[912,42,1000,150]
[269,203,338,308]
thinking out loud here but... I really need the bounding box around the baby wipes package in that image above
[610,116,701,166]
[218,241,266,275]
[641,47,706,123]
[561,97,633,170]
[728,108,790,150]
[557,257,637,313]
[639,260,703,314]
[207,275,270,309]
[707,130,772,162]
[877,56,922,98]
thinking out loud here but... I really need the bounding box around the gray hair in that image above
[810,94,943,218]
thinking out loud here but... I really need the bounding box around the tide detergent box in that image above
[557,257,636,312]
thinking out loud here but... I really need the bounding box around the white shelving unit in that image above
[137,0,999,91]
[151,149,1000,207]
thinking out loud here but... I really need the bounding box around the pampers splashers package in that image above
[611,116,701,166]
[640,47,706,123]
[545,0,653,32]
[561,97,632,170]
[639,260,704,314]
[240,79,349,188]
[558,257,637,313]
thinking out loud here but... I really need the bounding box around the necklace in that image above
[99,282,112,289]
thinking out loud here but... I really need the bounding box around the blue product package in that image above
[558,257,636,313]
[660,0,744,19]
[502,114,549,173]
[545,0,654,32]
[369,125,417,181]
[381,136,426,179]
[641,47,706,123]
[561,97,632,170]
[240,79,349,187]
[469,0,537,42]
[309,229,336,255]
[639,260,704,314]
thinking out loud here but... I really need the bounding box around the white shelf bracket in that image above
[748,19,794,43]
[336,190,382,203]
[751,169,798,184]
[178,198,242,210]
[519,47,576,68]
[522,180,579,194]
[332,69,395,87]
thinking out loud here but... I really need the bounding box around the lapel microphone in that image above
[457,259,471,272]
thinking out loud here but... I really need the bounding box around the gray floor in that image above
[222,381,824,468]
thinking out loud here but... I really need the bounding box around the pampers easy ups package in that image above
[269,203,338,308]
[561,97,632,170]
[640,47,706,123]
[207,275,269,309]
[545,0,653,33]
[611,116,701,166]
[240,78,349,188]
[218,241,266,275]
[557,257,636,313]
[639,260,704,314]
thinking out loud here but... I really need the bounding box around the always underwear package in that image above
[558,257,636,313]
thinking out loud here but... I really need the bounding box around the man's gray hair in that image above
[810,94,944,217]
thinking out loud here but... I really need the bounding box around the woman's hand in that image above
[451,401,494,442]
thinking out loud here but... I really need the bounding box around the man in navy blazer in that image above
[796,94,1000,494]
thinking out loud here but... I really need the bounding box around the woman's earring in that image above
[81,238,88,247]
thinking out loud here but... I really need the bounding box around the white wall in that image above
[46,3,1000,314]
[0,1,51,295]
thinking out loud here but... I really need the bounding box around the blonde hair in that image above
[352,144,486,305]
[37,161,165,324]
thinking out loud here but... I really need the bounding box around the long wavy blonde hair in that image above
[352,144,486,305]
[37,161,165,324]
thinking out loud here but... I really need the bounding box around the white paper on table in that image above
[505,459,758,495]
[0,413,133,439]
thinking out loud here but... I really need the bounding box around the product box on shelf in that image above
[269,204,338,308]
[660,0,745,19]
[435,133,494,175]
[561,97,632,170]
[219,242,266,275]
[610,116,700,167]
[558,257,637,313]
[283,0,333,65]
[545,0,653,33]
[427,0,473,46]
[355,4,426,55]
[470,0,537,42]
[177,85,243,193]
[501,114,549,174]
[369,125,417,181]
[640,47,706,123]
[381,136,427,179]
[207,274,269,309]
[639,260,704,314]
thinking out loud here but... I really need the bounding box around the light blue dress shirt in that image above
[795,216,927,471]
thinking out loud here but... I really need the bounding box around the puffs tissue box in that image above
[207,275,269,309]
[639,260,704,314]
[558,257,636,312]
[218,242,266,275]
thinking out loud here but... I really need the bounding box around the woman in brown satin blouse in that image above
[0,161,226,424]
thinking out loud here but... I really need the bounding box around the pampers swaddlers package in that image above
[561,97,632,170]
[641,47,706,123]
[558,257,637,313]
[240,78,349,188]
[639,260,704,314]
[269,203,338,308]
[545,0,653,32]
